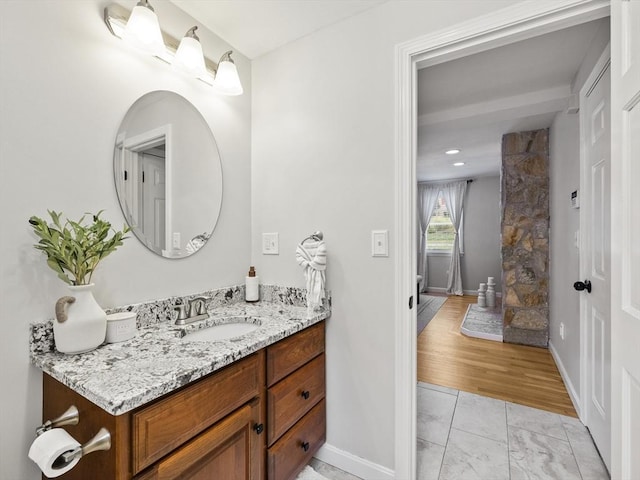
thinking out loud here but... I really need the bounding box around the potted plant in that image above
[29,210,130,354]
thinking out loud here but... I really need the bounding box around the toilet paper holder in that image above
[36,405,79,436]
[50,427,111,470]
[35,405,112,469]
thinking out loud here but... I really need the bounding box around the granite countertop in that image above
[30,299,329,416]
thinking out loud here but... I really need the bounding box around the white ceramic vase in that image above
[486,278,496,308]
[53,284,107,354]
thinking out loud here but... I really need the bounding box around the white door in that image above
[139,153,166,253]
[580,58,611,470]
[611,1,640,478]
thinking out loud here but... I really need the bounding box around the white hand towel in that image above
[295,240,326,308]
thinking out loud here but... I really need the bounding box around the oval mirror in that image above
[113,91,223,258]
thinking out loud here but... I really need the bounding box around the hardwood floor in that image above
[417,295,578,417]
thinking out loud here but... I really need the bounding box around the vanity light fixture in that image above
[445,149,461,155]
[122,0,165,57]
[453,162,465,167]
[173,26,207,78]
[104,3,243,95]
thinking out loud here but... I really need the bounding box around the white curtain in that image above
[417,184,440,293]
[441,181,467,296]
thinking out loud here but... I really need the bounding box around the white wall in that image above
[0,1,251,478]
[251,1,518,472]
[463,176,502,293]
[548,18,610,412]
[426,175,502,294]
[549,111,581,397]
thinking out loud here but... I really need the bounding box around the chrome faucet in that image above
[174,297,209,325]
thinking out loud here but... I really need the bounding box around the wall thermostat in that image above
[571,190,580,209]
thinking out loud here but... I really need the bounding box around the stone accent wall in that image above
[501,129,549,347]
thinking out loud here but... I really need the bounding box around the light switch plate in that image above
[372,230,389,257]
[262,233,279,255]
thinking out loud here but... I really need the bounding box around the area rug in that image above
[295,466,331,480]
[417,294,447,336]
[460,304,503,342]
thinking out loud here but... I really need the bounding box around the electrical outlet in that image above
[559,322,565,340]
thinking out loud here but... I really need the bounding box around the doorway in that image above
[393,2,610,478]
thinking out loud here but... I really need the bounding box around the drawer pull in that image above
[301,390,310,400]
[254,423,264,435]
[301,441,310,452]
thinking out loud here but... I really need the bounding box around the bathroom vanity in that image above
[31,288,328,480]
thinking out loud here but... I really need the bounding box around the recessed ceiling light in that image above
[453,162,465,167]
[445,149,461,155]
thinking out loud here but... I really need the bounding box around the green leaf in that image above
[28,210,129,285]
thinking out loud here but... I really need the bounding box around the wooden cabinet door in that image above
[138,399,264,480]
[133,352,263,474]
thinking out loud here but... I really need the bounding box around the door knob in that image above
[573,280,592,293]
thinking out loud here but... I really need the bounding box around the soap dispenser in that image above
[245,266,259,302]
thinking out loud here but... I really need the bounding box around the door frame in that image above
[122,125,173,253]
[393,1,610,478]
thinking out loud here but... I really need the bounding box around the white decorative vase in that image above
[478,283,487,307]
[486,277,496,308]
[53,284,107,354]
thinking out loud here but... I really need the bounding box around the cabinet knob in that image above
[253,423,264,435]
[301,390,310,400]
[301,441,310,452]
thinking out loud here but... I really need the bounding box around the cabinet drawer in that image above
[133,351,263,474]
[266,322,324,387]
[267,399,326,480]
[267,354,325,445]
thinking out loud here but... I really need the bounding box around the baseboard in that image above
[426,287,502,298]
[426,287,447,294]
[313,443,394,480]
[548,340,582,419]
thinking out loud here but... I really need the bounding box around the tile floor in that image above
[311,383,610,480]
[309,458,362,480]
[416,382,610,480]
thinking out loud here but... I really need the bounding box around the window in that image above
[427,194,462,253]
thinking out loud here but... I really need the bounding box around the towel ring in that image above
[301,231,323,244]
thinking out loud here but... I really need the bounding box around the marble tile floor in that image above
[417,381,610,480]
[308,382,609,480]
[309,459,363,480]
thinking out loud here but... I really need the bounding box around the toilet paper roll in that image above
[28,428,81,478]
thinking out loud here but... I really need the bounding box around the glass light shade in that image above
[123,3,165,57]
[173,36,207,77]
[214,60,243,96]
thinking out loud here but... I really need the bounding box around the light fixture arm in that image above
[136,0,154,12]
[184,26,200,41]
[217,50,235,67]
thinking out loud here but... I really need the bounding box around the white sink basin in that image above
[182,320,260,342]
